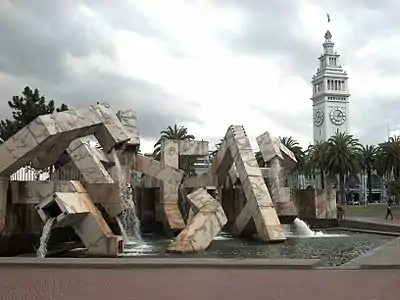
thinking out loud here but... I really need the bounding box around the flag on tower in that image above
[327,13,331,23]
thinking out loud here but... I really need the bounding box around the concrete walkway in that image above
[340,216,400,269]
[343,236,400,269]
[1,268,399,299]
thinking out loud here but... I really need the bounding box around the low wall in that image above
[339,219,400,234]
[293,188,336,220]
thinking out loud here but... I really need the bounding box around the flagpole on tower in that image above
[327,13,331,31]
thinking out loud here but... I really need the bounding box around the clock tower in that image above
[311,30,350,143]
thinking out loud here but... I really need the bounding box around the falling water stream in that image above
[37,217,55,258]
[111,149,142,243]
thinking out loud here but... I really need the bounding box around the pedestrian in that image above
[385,201,394,220]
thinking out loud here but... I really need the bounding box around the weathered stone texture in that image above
[35,181,122,257]
[211,125,285,242]
[167,188,227,253]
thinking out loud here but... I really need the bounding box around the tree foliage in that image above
[153,124,196,176]
[0,86,69,142]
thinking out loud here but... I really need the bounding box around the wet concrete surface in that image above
[1,268,399,300]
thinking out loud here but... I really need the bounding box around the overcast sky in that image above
[1,0,400,153]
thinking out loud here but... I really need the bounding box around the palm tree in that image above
[305,141,328,189]
[360,145,378,203]
[280,136,305,171]
[324,132,362,205]
[376,135,400,181]
[153,124,196,175]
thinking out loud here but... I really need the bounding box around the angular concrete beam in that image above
[116,109,140,149]
[210,136,233,186]
[35,181,122,257]
[135,154,184,187]
[259,167,271,179]
[11,181,122,207]
[66,138,114,184]
[91,104,131,153]
[256,131,297,174]
[182,170,217,188]
[167,187,227,253]
[66,138,123,218]
[218,125,285,242]
[178,140,209,156]
[159,139,184,231]
[0,104,130,176]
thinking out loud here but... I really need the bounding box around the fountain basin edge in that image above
[0,257,321,270]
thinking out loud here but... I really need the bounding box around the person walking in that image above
[385,201,394,220]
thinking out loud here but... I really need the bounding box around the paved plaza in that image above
[1,268,399,300]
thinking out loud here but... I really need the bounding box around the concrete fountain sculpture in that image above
[0,103,338,258]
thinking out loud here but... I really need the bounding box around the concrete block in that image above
[253,207,286,241]
[11,181,78,204]
[161,139,179,166]
[83,183,120,205]
[92,104,131,153]
[116,109,140,148]
[35,181,122,257]
[0,104,131,176]
[231,200,257,237]
[0,177,9,234]
[86,235,123,257]
[232,149,263,184]
[66,138,124,218]
[227,125,252,158]
[91,147,111,166]
[260,167,271,178]
[36,191,90,227]
[216,125,285,242]
[159,139,184,231]
[241,175,275,208]
[256,131,297,176]
[135,154,184,187]
[163,203,185,230]
[210,138,233,186]
[178,140,209,156]
[182,171,217,188]
[167,188,227,253]
[66,138,114,184]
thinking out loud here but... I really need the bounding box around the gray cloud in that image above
[352,95,400,145]
[216,0,400,144]
[0,0,199,141]
[1,0,400,146]
[250,104,313,147]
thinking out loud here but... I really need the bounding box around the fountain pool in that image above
[57,230,394,267]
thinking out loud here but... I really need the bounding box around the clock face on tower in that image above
[314,108,324,126]
[330,107,346,125]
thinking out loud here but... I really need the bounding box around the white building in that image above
[312,30,350,142]
[309,30,383,203]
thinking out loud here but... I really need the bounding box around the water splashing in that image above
[112,149,142,243]
[37,217,55,258]
[291,218,324,236]
[269,157,282,202]
[283,218,346,238]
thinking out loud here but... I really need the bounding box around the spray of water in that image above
[37,217,55,258]
[291,218,324,236]
[111,149,142,243]
[269,157,282,202]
